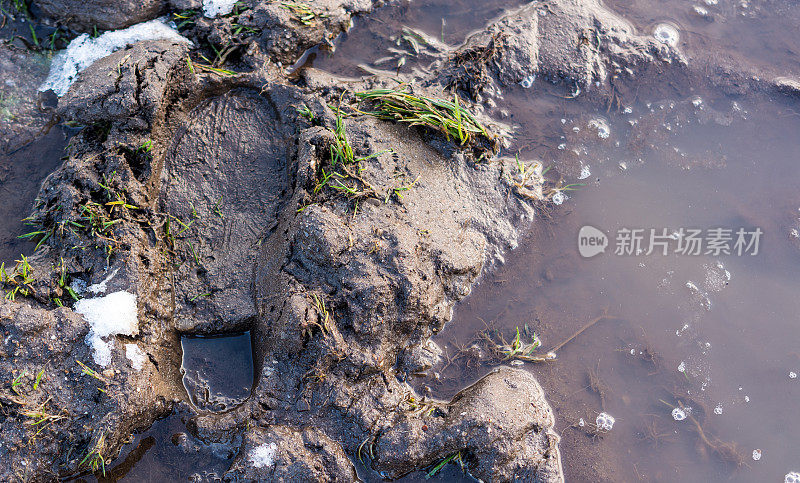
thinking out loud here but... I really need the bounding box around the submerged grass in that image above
[356,87,493,147]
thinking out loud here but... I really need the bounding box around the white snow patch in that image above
[88,267,120,294]
[250,443,278,468]
[125,343,146,371]
[40,18,190,97]
[203,0,238,17]
[75,291,138,367]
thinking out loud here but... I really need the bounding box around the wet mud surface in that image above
[1,0,799,480]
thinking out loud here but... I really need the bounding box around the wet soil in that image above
[2,0,800,480]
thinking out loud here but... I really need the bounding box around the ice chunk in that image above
[75,291,138,367]
[203,0,238,17]
[40,18,190,97]
[250,443,277,468]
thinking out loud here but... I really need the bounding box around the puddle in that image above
[180,331,255,412]
[422,91,800,481]
[0,126,69,263]
[69,409,233,482]
[307,0,527,77]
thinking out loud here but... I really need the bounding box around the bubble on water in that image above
[596,412,615,431]
[578,165,591,180]
[786,472,800,483]
[588,118,611,139]
[618,161,628,170]
[672,407,687,421]
[704,0,718,4]
[630,349,636,355]
[752,449,762,461]
[714,404,723,415]
[510,359,524,366]
[551,191,567,205]
[519,75,536,88]
[692,96,704,107]
[653,23,680,47]
[790,228,799,238]
[578,418,585,427]
[693,5,709,16]
[623,106,633,114]
[678,361,686,373]
[744,395,750,403]
[790,371,797,379]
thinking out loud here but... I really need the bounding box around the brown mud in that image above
[0,0,798,481]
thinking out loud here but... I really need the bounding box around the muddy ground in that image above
[0,0,798,481]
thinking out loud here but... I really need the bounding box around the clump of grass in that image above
[296,103,316,123]
[312,103,389,200]
[172,9,197,29]
[426,452,463,478]
[280,2,326,25]
[1,255,36,301]
[80,433,107,476]
[356,87,494,147]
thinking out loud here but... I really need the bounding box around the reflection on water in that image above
[180,332,255,412]
[0,127,68,264]
[426,92,800,481]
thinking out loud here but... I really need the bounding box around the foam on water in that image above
[653,23,680,47]
[596,412,615,431]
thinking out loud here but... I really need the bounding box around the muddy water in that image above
[310,0,526,77]
[0,127,68,264]
[426,93,800,481]
[74,409,233,482]
[180,332,255,412]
